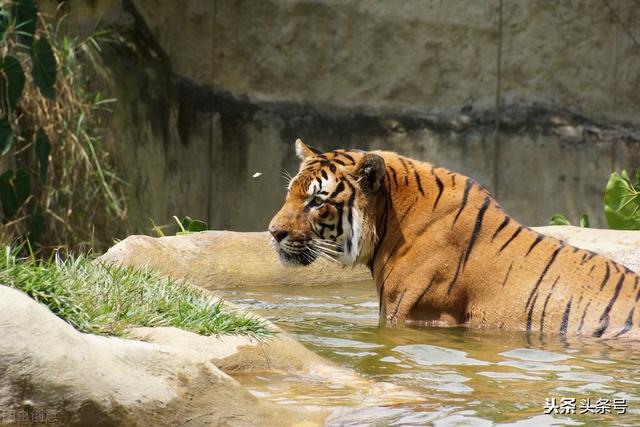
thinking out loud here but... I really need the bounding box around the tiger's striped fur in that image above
[269,140,640,339]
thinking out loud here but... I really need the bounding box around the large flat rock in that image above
[0,286,320,427]
[101,230,372,289]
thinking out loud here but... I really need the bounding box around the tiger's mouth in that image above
[274,238,319,266]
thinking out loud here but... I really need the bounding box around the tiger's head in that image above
[268,139,386,267]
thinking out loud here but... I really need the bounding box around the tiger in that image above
[268,139,640,339]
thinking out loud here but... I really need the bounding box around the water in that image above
[219,284,640,426]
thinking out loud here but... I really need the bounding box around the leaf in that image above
[604,170,640,230]
[28,206,44,243]
[34,128,50,182]
[14,168,31,203]
[0,170,18,218]
[0,118,12,155]
[11,0,37,48]
[178,216,208,234]
[549,213,571,226]
[0,55,25,113]
[0,8,9,41]
[180,216,193,231]
[31,36,57,99]
[579,214,590,228]
[187,219,208,232]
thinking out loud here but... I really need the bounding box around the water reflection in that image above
[219,284,640,426]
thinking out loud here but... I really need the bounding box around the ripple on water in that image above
[500,348,573,362]
[496,414,584,426]
[297,334,384,349]
[555,371,613,383]
[476,371,544,381]
[433,413,493,427]
[394,344,491,366]
[497,360,577,372]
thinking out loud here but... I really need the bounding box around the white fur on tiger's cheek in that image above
[338,203,366,267]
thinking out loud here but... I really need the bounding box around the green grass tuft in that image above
[0,248,273,338]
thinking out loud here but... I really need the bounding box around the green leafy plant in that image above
[549,213,590,228]
[150,216,210,237]
[549,169,639,230]
[604,170,640,230]
[0,2,126,253]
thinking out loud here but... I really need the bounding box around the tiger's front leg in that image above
[378,270,467,328]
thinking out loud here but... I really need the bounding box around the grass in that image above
[0,248,273,338]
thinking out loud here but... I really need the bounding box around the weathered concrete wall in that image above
[50,0,640,231]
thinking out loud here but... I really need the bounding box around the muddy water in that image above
[219,284,640,426]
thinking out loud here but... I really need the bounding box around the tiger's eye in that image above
[313,196,324,206]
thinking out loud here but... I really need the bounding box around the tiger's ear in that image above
[352,154,386,193]
[295,138,321,160]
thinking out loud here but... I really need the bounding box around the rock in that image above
[0,285,323,426]
[100,230,372,289]
[535,225,640,273]
[126,326,421,408]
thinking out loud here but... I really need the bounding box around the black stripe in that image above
[335,203,344,236]
[389,288,408,323]
[492,216,511,241]
[614,307,635,337]
[599,274,626,322]
[577,301,591,334]
[635,276,639,291]
[540,275,560,333]
[499,226,523,253]
[526,293,539,332]
[377,196,420,284]
[370,176,392,268]
[611,262,620,273]
[588,265,596,276]
[340,152,355,164]
[559,297,573,335]
[329,181,345,199]
[501,262,514,287]
[414,170,425,196]
[451,174,456,187]
[525,245,563,311]
[398,157,410,186]
[452,178,474,226]
[333,158,346,166]
[433,175,444,210]
[599,263,611,291]
[414,276,437,309]
[346,184,355,253]
[525,233,545,257]
[321,169,328,180]
[579,253,588,265]
[463,196,492,266]
[329,163,337,173]
[447,252,465,294]
[592,316,610,338]
[584,251,598,264]
[389,167,398,189]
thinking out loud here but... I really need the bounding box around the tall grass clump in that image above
[0,247,273,338]
[0,1,126,254]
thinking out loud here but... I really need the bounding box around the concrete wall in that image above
[52,0,640,231]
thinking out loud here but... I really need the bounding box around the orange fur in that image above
[269,141,640,338]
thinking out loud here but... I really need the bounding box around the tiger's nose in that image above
[269,227,289,243]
